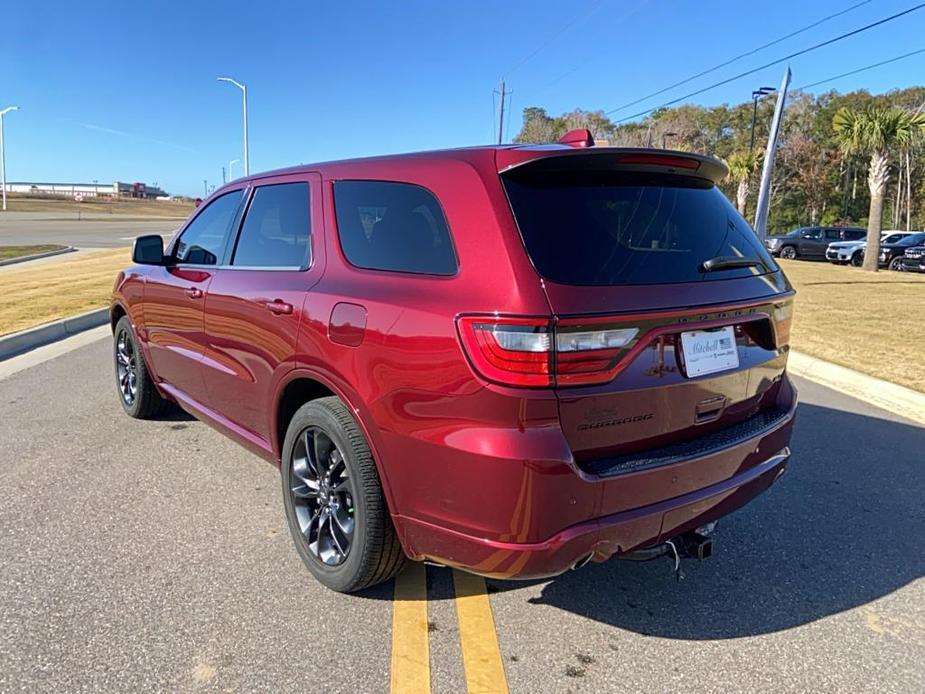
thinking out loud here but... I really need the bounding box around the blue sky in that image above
[4,0,924,196]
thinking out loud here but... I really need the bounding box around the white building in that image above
[6,181,168,199]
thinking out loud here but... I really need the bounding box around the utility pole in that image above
[0,106,20,212]
[495,79,512,145]
[203,180,208,197]
[222,167,226,185]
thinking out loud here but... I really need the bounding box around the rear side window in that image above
[824,229,840,240]
[233,182,311,268]
[333,181,457,275]
[502,171,776,286]
[174,190,243,265]
[844,229,865,240]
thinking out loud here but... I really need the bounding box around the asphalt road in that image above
[1,336,922,692]
[0,213,182,248]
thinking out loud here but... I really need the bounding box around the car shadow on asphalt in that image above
[495,402,925,639]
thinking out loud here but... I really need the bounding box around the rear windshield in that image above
[502,170,777,286]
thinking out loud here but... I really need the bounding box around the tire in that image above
[113,316,169,419]
[889,256,904,271]
[850,252,863,267]
[779,245,797,260]
[281,397,407,592]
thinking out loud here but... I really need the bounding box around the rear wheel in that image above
[113,316,169,419]
[779,245,797,260]
[281,397,407,592]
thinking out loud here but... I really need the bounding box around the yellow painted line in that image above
[390,562,431,694]
[453,570,509,694]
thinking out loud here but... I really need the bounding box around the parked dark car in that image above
[110,135,796,592]
[899,244,925,272]
[765,226,866,260]
[879,232,925,270]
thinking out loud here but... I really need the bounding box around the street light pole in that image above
[749,87,776,154]
[0,106,20,212]
[229,159,239,182]
[217,77,249,176]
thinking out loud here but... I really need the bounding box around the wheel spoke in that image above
[331,505,355,537]
[313,431,333,476]
[327,514,347,556]
[303,430,322,478]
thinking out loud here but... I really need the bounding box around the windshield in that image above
[502,170,777,286]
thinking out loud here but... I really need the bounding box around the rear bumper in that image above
[398,395,796,579]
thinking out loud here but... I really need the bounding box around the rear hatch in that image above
[498,149,793,472]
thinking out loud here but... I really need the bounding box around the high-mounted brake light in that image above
[456,317,640,388]
[618,154,700,170]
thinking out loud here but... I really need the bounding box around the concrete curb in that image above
[0,246,77,267]
[0,308,110,361]
[789,350,925,426]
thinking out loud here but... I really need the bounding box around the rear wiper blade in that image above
[700,256,762,272]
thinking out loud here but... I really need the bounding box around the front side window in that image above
[232,183,311,268]
[174,190,243,265]
[333,181,457,275]
[502,170,776,286]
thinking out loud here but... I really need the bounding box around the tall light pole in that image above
[0,106,20,212]
[217,77,249,176]
[749,87,776,154]
[228,158,239,182]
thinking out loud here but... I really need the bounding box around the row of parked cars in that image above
[764,226,925,271]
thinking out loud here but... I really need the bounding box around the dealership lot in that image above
[0,337,922,693]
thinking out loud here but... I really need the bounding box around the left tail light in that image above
[456,316,639,388]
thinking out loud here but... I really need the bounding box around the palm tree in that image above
[832,106,925,271]
[725,151,761,216]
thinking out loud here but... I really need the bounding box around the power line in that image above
[794,47,925,90]
[502,0,605,78]
[607,1,925,122]
[607,0,874,115]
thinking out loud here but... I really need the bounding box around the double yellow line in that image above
[390,563,509,694]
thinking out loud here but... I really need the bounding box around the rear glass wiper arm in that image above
[700,256,762,272]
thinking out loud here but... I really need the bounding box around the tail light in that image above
[772,299,793,349]
[456,316,639,388]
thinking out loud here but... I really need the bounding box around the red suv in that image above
[112,135,796,592]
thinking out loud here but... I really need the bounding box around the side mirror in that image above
[132,235,165,265]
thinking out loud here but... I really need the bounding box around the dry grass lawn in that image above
[0,248,130,335]
[5,196,193,218]
[780,259,925,392]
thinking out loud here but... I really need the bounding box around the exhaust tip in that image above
[570,553,594,571]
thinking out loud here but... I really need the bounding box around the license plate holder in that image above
[680,326,739,378]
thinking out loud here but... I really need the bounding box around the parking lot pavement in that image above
[1,336,923,692]
[0,214,181,248]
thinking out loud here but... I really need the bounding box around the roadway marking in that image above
[453,570,510,694]
[390,562,430,694]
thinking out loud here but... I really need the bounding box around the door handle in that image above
[265,300,293,315]
[185,287,203,299]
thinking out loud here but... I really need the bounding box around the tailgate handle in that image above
[695,395,727,424]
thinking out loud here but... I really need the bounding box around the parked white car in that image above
[826,232,912,266]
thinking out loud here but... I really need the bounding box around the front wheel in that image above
[281,397,407,592]
[850,252,863,267]
[889,256,905,271]
[779,245,798,260]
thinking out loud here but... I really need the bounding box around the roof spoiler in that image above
[496,147,728,184]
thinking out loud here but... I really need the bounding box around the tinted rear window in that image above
[503,171,776,285]
[333,181,457,275]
